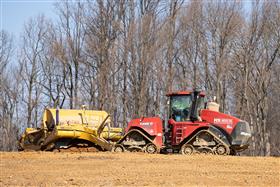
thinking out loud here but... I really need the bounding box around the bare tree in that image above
[19,15,48,127]
[55,1,86,109]
[0,30,19,151]
[39,21,66,108]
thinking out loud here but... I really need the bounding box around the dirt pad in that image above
[0,152,279,186]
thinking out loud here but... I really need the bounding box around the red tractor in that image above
[113,90,251,155]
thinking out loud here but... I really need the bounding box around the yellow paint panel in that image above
[43,108,110,128]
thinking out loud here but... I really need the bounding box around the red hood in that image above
[200,109,241,134]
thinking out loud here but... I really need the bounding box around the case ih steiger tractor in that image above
[113,90,252,155]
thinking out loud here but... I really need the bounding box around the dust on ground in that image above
[0,152,279,186]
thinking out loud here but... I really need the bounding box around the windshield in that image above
[170,95,192,122]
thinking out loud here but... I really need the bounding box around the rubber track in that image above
[185,129,230,154]
[117,129,158,152]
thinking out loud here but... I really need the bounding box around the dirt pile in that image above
[0,152,279,186]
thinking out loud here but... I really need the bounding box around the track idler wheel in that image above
[197,147,214,155]
[145,143,157,154]
[113,144,125,152]
[180,144,194,155]
[215,145,228,155]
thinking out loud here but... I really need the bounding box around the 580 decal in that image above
[140,122,154,126]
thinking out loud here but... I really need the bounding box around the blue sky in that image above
[1,0,252,40]
[1,0,56,39]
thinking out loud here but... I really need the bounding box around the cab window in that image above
[170,95,192,122]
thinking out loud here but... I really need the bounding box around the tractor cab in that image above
[167,91,205,122]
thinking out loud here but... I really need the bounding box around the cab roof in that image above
[166,90,206,96]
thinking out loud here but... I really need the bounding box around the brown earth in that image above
[0,152,279,186]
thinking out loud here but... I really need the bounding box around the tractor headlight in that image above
[231,121,252,146]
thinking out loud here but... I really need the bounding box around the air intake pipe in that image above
[190,90,200,122]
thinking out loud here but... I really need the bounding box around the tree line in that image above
[0,0,279,156]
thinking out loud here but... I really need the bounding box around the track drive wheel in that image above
[180,144,194,155]
[113,144,124,152]
[215,145,228,155]
[145,143,157,154]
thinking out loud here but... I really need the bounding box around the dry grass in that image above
[0,152,279,186]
